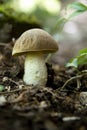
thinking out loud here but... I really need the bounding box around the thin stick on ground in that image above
[61,74,86,89]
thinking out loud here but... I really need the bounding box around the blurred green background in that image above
[0,0,61,41]
[0,0,87,65]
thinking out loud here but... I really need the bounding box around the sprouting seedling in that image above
[66,48,87,68]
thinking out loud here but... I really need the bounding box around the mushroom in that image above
[12,29,58,86]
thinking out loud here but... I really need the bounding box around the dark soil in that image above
[0,42,87,130]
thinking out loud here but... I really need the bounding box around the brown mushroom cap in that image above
[12,29,58,56]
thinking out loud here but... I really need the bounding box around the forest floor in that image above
[0,42,87,130]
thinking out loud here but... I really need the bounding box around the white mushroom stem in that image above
[23,52,47,86]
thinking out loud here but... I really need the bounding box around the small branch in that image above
[0,86,31,95]
[61,75,83,89]
[76,79,81,90]
[0,43,7,46]
[0,88,23,95]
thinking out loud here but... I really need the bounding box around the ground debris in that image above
[0,42,87,130]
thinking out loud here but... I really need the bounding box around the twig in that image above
[61,75,83,89]
[8,91,26,103]
[0,86,30,95]
[0,88,23,95]
[7,78,19,86]
[0,43,7,46]
[76,79,81,90]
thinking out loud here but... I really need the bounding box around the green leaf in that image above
[68,2,87,11]
[79,48,87,54]
[77,53,87,65]
[68,10,84,19]
[67,2,87,19]
[66,48,87,68]
[66,58,78,68]
[0,85,4,92]
[53,17,67,33]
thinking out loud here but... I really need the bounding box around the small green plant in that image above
[54,2,87,33]
[66,48,87,68]
[55,2,87,68]
[65,2,87,68]
[67,2,87,18]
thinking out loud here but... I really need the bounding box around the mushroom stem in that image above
[23,52,47,86]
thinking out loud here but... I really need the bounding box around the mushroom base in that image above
[23,52,47,86]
